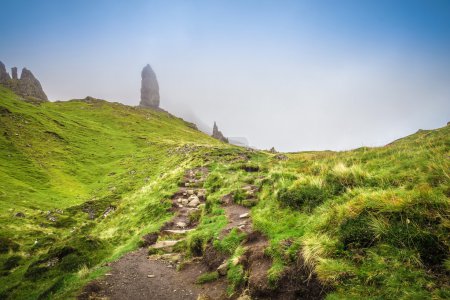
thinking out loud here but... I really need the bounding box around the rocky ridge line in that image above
[0,61,48,101]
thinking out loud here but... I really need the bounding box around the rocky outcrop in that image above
[212,121,228,143]
[0,61,48,101]
[139,64,160,108]
[17,68,48,101]
[0,61,11,82]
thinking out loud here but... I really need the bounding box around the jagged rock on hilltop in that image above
[18,68,48,101]
[0,61,48,101]
[139,64,160,108]
[212,121,229,143]
[0,61,11,82]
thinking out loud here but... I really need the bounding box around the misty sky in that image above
[1,0,449,151]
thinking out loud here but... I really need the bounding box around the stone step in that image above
[162,229,194,235]
[149,240,183,249]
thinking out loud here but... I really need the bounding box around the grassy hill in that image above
[0,84,448,299]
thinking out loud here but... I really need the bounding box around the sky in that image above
[1,0,449,151]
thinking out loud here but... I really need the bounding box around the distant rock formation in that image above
[11,67,17,80]
[212,121,228,143]
[0,61,10,82]
[139,64,160,108]
[18,68,48,101]
[0,61,48,101]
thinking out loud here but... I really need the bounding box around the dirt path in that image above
[80,168,230,300]
[80,170,280,300]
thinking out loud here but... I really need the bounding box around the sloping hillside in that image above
[0,85,449,299]
[0,85,228,298]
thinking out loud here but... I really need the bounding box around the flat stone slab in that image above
[163,229,194,234]
[239,213,249,219]
[150,240,182,249]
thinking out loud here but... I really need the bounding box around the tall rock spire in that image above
[0,61,11,83]
[139,64,160,108]
[212,121,228,143]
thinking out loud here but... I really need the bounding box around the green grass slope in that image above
[1,84,449,299]
[0,85,229,299]
[194,125,449,299]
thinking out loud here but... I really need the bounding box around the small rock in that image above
[188,194,199,201]
[187,189,194,195]
[141,232,158,246]
[217,261,228,276]
[176,221,187,228]
[103,206,115,218]
[177,198,182,203]
[14,212,25,218]
[197,189,206,200]
[237,294,252,300]
[239,213,249,219]
[187,195,200,207]
[147,274,155,278]
[188,199,200,207]
[220,194,233,205]
[181,199,189,205]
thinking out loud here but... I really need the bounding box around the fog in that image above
[1,1,449,151]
